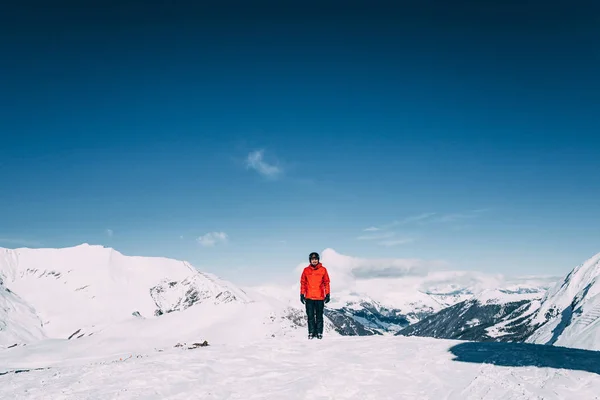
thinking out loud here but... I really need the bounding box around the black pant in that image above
[305,299,324,335]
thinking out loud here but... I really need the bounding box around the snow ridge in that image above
[150,272,251,316]
[526,252,600,349]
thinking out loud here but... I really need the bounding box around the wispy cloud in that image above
[379,238,414,247]
[0,238,43,247]
[435,209,490,223]
[197,232,228,247]
[105,229,114,237]
[366,209,489,232]
[357,231,415,247]
[359,213,434,245]
[356,232,395,240]
[395,212,437,225]
[245,150,282,179]
[359,209,487,246]
[365,212,436,231]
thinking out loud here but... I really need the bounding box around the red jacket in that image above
[300,263,330,300]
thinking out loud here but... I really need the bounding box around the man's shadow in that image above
[449,341,600,375]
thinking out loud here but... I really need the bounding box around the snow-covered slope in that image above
[150,271,250,315]
[526,252,600,350]
[0,244,317,346]
[2,335,599,399]
[0,277,46,347]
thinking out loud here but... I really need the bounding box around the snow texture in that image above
[0,280,46,347]
[2,336,600,399]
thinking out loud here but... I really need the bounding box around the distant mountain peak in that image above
[472,288,545,306]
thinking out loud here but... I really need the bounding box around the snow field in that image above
[2,335,600,400]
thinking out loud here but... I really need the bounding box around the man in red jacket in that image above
[300,252,330,339]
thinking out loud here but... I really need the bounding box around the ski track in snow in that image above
[2,336,600,400]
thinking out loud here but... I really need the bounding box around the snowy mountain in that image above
[0,243,577,350]
[2,246,600,398]
[397,288,545,342]
[525,252,600,350]
[324,293,410,335]
[249,249,556,336]
[307,249,481,323]
[0,244,324,347]
[396,252,600,351]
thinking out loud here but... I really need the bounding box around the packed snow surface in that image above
[2,335,600,399]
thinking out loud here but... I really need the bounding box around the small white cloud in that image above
[379,238,414,247]
[364,226,380,232]
[245,150,282,179]
[106,229,114,237]
[197,232,228,247]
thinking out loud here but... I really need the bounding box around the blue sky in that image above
[1,1,599,285]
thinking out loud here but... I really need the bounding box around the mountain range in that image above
[398,252,600,351]
[0,244,331,350]
[1,244,599,353]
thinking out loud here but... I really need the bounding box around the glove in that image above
[324,293,330,304]
[300,294,305,304]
